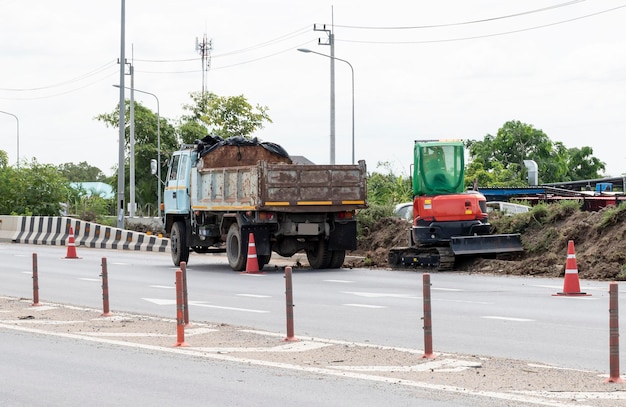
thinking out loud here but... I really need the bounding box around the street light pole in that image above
[113,85,161,219]
[297,48,355,164]
[0,110,19,168]
[117,0,126,230]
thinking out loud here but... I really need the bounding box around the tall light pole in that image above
[113,85,161,219]
[298,48,355,164]
[117,0,126,230]
[0,110,19,168]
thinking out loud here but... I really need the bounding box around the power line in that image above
[334,0,587,30]
[338,5,626,45]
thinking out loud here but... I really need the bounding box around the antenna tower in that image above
[195,34,213,95]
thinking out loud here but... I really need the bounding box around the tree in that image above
[180,91,272,142]
[0,150,8,168]
[58,161,106,182]
[566,146,606,180]
[466,120,605,186]
[0,159,70,215]
[95,101,179,215]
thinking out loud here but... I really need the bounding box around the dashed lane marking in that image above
[237,294,271,298]
[343,304,387,309]
[141,298,270,313]
[482,316,535,322]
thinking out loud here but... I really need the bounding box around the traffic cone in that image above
[65,226,80,259]
[244,232,261,274]
[553,240,589,296]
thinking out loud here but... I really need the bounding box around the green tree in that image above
[181,91,272,142]
[367,162,413,205]
[0,150,8,168]
[566,146,606,180]
[58,161,106,182]
[0,159,70,215]
[466,120,605,186]
[95,101,179,214]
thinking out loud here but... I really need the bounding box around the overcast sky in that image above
[1,0,625,179]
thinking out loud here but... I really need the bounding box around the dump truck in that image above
[162,136,367,271]
[388,139,523,270]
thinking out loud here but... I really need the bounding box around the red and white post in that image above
[173,269,189,347]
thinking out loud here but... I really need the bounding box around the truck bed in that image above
[191,160,367,212]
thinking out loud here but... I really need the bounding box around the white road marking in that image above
[192,303,269,313]
[343,304,387,309]
[79,328,217,338]
[324,279,353,283]
[342,291,418,299]
[79,278,100,282]
[482,316,534,322]
[237,294,271,298]
[149,285,175,289]
[195,341,330,353]
[2,322,606,406]
[329,358,481,373]
[141,298,269,313]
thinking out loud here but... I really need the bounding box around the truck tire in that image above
[171,221,190,266]
[306,239,331,269]
[328,250,346,269]
[226,224,247,271]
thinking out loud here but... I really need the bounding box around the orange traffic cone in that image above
[553,240,589,296]
[244,232,261,274]
[65,226,80,259]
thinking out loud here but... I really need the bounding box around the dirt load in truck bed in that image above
[349,207,626,281]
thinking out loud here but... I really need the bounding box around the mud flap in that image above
[450,234,523,256]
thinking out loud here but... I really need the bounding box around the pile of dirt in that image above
[348,208,626,281]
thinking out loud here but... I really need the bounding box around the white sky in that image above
[1,0,625,178]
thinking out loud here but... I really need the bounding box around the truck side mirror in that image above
[150,159,157,175]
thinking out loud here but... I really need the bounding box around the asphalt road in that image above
[6,328,495,407]
[1,242,624,374]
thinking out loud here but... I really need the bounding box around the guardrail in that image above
[0,215,169,252]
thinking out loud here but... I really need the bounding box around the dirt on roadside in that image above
[347,208,626,281]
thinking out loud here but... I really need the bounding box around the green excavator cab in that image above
[413,140,465,196]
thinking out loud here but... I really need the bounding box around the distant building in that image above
[70,182,115,199]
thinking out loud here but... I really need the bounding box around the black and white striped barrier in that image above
[1,216,169,252]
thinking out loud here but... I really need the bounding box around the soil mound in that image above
[349,208,626,281]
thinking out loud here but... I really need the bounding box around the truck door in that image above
[164,152,191,214]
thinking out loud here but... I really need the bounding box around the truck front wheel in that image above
[226,224,247,271]
[171,221,190,266]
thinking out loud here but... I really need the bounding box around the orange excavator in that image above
[388,140,523,270]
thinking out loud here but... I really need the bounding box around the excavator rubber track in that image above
[388,246,455,271]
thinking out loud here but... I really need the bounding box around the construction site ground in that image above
[2,295,625,407]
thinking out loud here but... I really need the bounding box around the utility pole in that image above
[314,21,335,164]
[195,34,212,96]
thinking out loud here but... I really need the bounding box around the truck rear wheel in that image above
[306,239,331,269]
[226,224,247,271]
[328,250,346,269]
[171,221,189,266]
